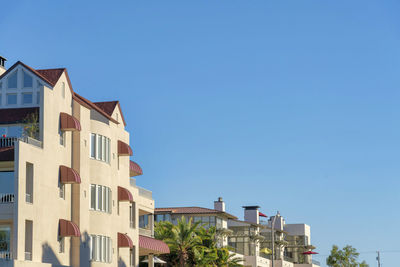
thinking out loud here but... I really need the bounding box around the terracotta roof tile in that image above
[36,68,65,86]
[93,101,118,116]
[0,107,39,124]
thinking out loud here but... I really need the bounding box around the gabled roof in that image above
[94,101,127,126]
[155,207,237,219]
[36,68,65,86]
[0,61,127,126]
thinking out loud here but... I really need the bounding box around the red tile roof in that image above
[93,101,118,116]
[0,147,14,161]
[0,107,39,124]
[139,235,170,254]
[155,207,237,219]
[36,68,65,86]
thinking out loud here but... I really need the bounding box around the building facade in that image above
[0,57,169,267]
[155,198,319,267]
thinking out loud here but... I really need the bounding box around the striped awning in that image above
[60,165,81,184]
[118,140,133,156]
[59,219,80,237]
[139,235,170,255]
[118,233,133,248]
[118,186,133,202]
[60,112,81,131]
[130,161,143,177]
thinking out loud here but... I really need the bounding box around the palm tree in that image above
[216,247,243,267]
[155,217,202,267]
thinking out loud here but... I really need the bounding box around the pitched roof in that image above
[0,61,127,126]
[36,68,65,86]
[0,107,39,124]
[94,101,127,126]
[155,207,237,219]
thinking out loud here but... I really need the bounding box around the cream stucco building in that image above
[0,57,169,267]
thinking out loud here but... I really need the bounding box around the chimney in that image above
[243,206,260,224]
[0,56,6,76]
[268,211,285,231]
[214,197,225,212]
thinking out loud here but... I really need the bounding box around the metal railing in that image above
[0,251,12,261]
[26,194,33,203]
[0,193,14,204]
[312,259,321,266]
[139,228,152,237]
[24,252,32,261]
[137,186,152,199]
[0,137,42,148]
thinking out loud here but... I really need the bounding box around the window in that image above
[22,93,33,104]
[7,71,17,89]
[155,214,171,223]
[89,235,112,263]
[130,203,136,228]
[130,248,135,267]
[61,82,65,98]
[90,184,111,213]
[90,133,110,163]
[0,225,11,256]
[59,237,65,253]
[59,130,65,146]
[0,95,2,106]
[90,134,96,158]
[26,163,33,203]
[139,214,150,229]
[7,94,17,105]
[59,184,65,199]
[23,70,33,88]
[25,220,33,260]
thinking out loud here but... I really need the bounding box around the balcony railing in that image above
[312,259,321,266]
[137,186,152,200]
[139,228,152,237]
[24,252,32,261]
[0,193,14,204]
[0,251,12,261]
[0,137,42,149]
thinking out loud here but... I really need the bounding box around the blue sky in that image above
[2,1,400,266]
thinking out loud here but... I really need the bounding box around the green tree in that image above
[155,217,202,266]
[326,245,369,267]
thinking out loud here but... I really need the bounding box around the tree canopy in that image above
[326,245,369,267]
[155,217,243,267]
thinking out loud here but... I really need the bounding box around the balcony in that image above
[0,194,14,204]
[0,136,42,149]
[0,251,12,261]
[138,186,152,200]
[139,228,152,237]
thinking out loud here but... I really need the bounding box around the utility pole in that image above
[376,251,381,267]
[271,211,279,267]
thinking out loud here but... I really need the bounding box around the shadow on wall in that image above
[80,231,92,267]
[42,242,61,266]
[119,256,127,267]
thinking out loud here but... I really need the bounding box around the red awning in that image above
[59,219,80,237]
[259,212,268,218]
[60,165,81,184]
[130,161,143,177]
[303,251,318,255]
[118,140,133,156]
[60,112,81,131]
[139,235,170,254]
[118,186,133,202]
[118,233,133,248]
